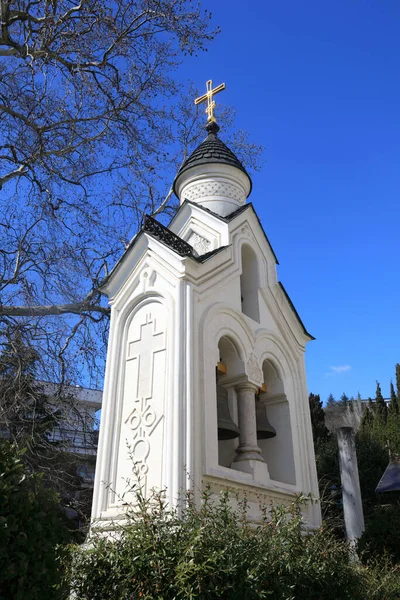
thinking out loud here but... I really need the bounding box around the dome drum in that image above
[175,163,250,217]
[173,121,252,218]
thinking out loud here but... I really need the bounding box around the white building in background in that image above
[43,382,102,482]
[91,109,321,530]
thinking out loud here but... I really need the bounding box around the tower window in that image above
[240,244,260,322]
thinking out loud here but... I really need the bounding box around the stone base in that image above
[231,459,270,483]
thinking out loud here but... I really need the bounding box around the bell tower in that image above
[91,82,321,530]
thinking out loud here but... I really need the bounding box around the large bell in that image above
[217,385,240,440]
[256,401,276,439]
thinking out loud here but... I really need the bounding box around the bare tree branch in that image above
[0,3,263,388]
[0,303,109,317]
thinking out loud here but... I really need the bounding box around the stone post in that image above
[233,381,263,462]
[337,427,365,545]
[232,382,270,480]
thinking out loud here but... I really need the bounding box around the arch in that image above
[254,328,298,382]
[252,335,297,487]
[216,335,242,468]
[103,291,173,512]
[240,243,260,322]
[217,334,246,381]
[262,359,284,397]
[218,335,240,364]
[117,291,168,335]
[200,302,256,364]
[199,304,254,475]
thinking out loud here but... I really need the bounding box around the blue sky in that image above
[177,0,400,402]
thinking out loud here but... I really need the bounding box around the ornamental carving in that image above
[116,307,167,496]
[125,396,163,477]
[246,353,263,387]
[144,215,193,257]
[188,232,211,255]
[184,181,245,203]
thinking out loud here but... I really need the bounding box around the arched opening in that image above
[240,244,260,322]
[216,336,243,468]
[257,359,296,485]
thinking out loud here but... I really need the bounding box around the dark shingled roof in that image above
[375,459,400,493]
[142,215,228,262]
[173,122,251,197]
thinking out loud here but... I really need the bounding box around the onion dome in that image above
[173,122,252,218]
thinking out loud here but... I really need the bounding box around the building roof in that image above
[168,201,279,264]
[173,121,252,197]
[143,215,228,262]
[100,206,313,341]
[375,459,400,493]
[278,282,315,341]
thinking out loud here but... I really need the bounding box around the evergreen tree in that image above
[308,393,329,444]
[340,393,349,406]
[389,381,399,415]
[360,405,374,431]
[326,393,336,406]
[375,381,388,423]
[395,363,400,407]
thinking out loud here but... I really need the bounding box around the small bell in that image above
[256,400,276,439]
[217,385,240,440]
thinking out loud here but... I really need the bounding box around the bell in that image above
[217,385,240,440]
[256,401,276,439]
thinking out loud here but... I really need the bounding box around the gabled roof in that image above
[168,200,279,264]
[167,202,314,340]
[98,214,229,291]
[143,216,228,262]
[278,282,315,341]
[99,207,314,341]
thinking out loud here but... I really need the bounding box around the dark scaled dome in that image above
[173,122,252,198]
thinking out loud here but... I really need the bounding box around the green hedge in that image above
[62,489,400,600]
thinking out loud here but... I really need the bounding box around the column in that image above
[337,427,365,546]
[233,381,264,463]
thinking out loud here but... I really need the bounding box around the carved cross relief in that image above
[122,311,166,483]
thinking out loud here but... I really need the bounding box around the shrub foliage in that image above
[63,489,400,600]
[0,442,76,600]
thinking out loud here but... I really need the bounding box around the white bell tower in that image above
[91,84,321,530]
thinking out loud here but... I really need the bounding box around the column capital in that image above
[234,379,259,393]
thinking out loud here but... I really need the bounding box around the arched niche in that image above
[216,336,243,469]
[113,298,168,504]
[240,244,260,323]
[257,359,296,485]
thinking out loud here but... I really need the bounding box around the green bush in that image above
[0,441,77,600]
[62,489,400,600]
[359,503,400,563]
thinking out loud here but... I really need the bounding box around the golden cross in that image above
[194,79,226,123]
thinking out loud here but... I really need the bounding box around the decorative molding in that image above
[144,215,193,257]
[184,180,246,203]
[117,307,166,494]
[188,232,211,255]
[246,353,263,386]
[125,395,163,477]
[203,475,297,511]
[139,267,157,291]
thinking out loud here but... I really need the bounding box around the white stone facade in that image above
[91,196,321,530]
[175,163,251,217]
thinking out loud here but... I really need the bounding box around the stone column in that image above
[337,427,365,545]
[232,382,270,481]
